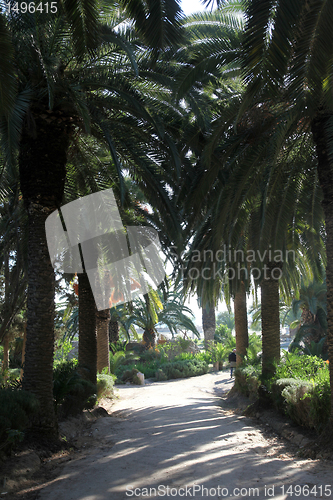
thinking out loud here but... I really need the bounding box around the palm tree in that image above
[202,305,216,347]
[77,272,97,385]
[1,3,185,436]
[238,1,333,417]
[123,287,199,348]
[96,309,111,373]
[0,179,28,351]
[234,281,248,367]
[289,280,327,353]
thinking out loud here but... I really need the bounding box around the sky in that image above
[181,0,207,15]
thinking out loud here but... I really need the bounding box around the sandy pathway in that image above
[39,372,333,500]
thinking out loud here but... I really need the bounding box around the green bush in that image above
[97,373,116,399]
[306,370,330,432]
[214,323,232,343]
[53,339,75,368]
[0,388,39,449]
[275,352,326,379]
[134,360,160,379]
[210,343,227,368]
[237,351,331,432]
[110,351,125,374]
[155,368,168,381]
[281,379,314,427]
[270,378,299,409]
[115,362,136,382]
[195,350,212,364]
[235,365,261,398]
[158,338,199,361]
[156,358,208,380]
[53,360,96,417]
[110,340,127,353]
[139,348,163,363]
[0,368,21,388]
[115,348,212,382]
[121,367,144,384]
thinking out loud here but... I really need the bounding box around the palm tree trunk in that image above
[18,106,70,438]
[261,262,281,378]
[21,203,58,436]
[312,114,333,427]
[96,309,110,373]
[2,335,9,373]
[20,323,26,381]
[109,319,119,344]
[78,272,97,385]
[202,305,215,348]
[143,328,156,349]
[234,282,248,367]
[2,253,10,373]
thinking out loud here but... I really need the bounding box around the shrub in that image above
[53,339,76,368]
[275,352,325,379]
[156,358,208,380]
[159,338,199,361]
[121,368,143,384]
[0,368,21,388]
[273,368,330,432]
[234,350,330,432]
[53,360,96,417]
[155,369,168,381]
[110,351,125,374]
[281,380,314,427]
[110,340,127,353]
[195,350,212,364]
[97,373,116,399]
[306,370,330,432]
[0,388,39,449]
[235,366,260,398]
[139,348,163,363]
[214,324,232,343]
[209,343,227,368]
[270,378,299,409]
[134,360,159,379]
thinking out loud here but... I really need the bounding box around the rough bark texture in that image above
[143,329,156,349]
[109,319,119,344]
[202,306,216,348]
[21,203,58,436]
[19,107,70,437]
[20,324,26,381]
[312,113,333,427]
[261,262,281,378]
[96,309,110,373]
[78,272,97,386]
[2,254,10,372]
[2,335,9,372]
[234,283,248,367]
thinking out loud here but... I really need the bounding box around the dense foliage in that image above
[236,352,330,432]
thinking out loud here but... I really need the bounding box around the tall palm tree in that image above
[234,281,248,367]
[239,0,333,419]
[1,3,184,436]
[202,305,216,347]
[78,272,97,385]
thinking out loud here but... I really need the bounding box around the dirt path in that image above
[38,372,333,500]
